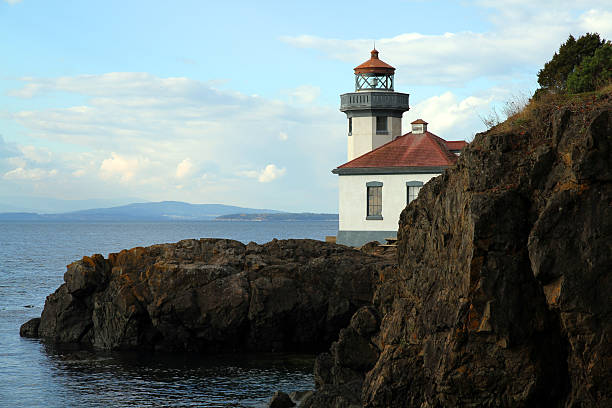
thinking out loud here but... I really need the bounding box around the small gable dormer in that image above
[411,119,428,134]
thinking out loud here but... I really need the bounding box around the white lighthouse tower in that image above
[340,49,410,161]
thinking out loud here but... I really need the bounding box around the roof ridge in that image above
[422,131,456,163]
[425,131,459,163]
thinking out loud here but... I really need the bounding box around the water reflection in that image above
[40,344,315,407]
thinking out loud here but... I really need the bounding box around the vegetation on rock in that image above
[566,43,612,93]
[536,33,610,96]
[482,33,610,130]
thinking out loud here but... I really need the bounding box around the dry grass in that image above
[598,83,612,94]
[488,97,536,133]
[485,84,612,134]
[479,92,530,129]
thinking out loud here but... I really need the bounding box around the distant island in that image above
[0,201,337,222]
[216,213,337,221]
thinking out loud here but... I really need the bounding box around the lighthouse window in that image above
[376,116,388,134]
[407,186,421,204]
[348,118,352,135]
[366,182,383,220]
[406,181,424,204]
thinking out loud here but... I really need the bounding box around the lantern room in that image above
[354,49,395,92]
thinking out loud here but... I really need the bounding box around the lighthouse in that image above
[340,49,410,161]
[333,49,467,247]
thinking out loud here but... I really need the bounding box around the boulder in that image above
[19,317,40,338]
[268,391,296,408]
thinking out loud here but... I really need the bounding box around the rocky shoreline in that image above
[21,238,395,353]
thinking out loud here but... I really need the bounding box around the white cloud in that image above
[9,74,333,151]
[579,9,612,38]
[258,164,286,182]
[240,164,286,183]
[284,30,559,86]
[175,158,194,179]
[20,145,52,164]
[0,139,64,182]
[99,152,143,183]
[4,167,57,181]
[406,91,492,137]
[282,4,612,87]
[3,73,341,210]
[4,0,23,4]
[9,72,234,101]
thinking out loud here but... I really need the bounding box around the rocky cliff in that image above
[305,94,611,407]
[21,239,395,352]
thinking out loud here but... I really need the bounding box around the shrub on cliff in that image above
[537,33,605,92]
[535,33,610,98]
[566,43,612,93]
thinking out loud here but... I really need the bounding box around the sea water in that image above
[0,221,337,407]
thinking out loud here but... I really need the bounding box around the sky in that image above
[1,0,611,213]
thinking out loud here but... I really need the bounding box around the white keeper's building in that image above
[332,49,467,247]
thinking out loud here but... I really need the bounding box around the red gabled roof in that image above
[337,131,466,169]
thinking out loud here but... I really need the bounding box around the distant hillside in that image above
[215,213,338,221]
[0,212,43,221]
[0,201,283,221]
[0,196,143,214]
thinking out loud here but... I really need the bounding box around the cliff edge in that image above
[306,93,611,407]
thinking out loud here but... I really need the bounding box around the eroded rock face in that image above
[307,97,611,407]
[22,239,394,353]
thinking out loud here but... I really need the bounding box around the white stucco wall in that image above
[347,116,403,161]
[338,172,441,232]
[348,116,376,161]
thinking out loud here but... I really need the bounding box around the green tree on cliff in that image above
[566,43,612,93]
[536,33,606,94]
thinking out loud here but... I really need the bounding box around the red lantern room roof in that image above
[354,49,395,75]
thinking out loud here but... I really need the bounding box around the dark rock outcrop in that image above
[306,95,611,407]
[19,317,40,338]
[268,391,296,408]
[21,239,394,352]
[289,391,314,405]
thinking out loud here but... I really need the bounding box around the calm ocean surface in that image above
[0,220,338,407]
